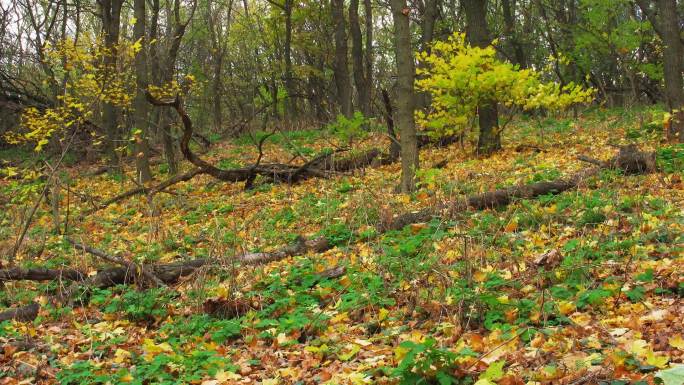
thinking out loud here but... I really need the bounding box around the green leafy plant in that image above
[92,286,175,323]
[327,111,371,146]
[393,338,477,385]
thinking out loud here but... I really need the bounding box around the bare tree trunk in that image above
[207,0,233,131]
[133,0,152,183]
[390,0,418,193]
[636,0,684,140]
[464,0,501,155]
[100,0,124,168]
[349,0,370,117]
[364,0,373,115]
[155,0,195,174]
[283,0,296,120]
[416,0,439,110]
[657,0,684,140]
[332,0,352,117]
[502,0,526,68]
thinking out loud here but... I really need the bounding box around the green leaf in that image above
[656,365,684,385]
[480,360,505,381]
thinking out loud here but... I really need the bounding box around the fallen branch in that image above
[145,92,407,188]
[0,236,331,290]
[66,237,166,288]
[381,146,657,231]
[0,303,39,322]
[237,236,329,265]
[0,268,84,282]
[79,167,204,217]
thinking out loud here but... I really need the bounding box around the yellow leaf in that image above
[504,218,518,232]
[114,348,131,364]
[142,338,173,361]
[347,372,372,384]
[670,335,684,351]
[338,343,361,361]
[558,301,576,316]
[630,339,649,357]
[215,369,241,382]
[378,308,390,322]
[646,351,669,368]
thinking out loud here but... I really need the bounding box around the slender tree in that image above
[132,0,152,182]
[501,0,526,68]
[390,0,418,192]
[349,0,371,117]
[99,0,124,167]
[332,0,352,117]
[463,0,501,154]
[364,0,373,113]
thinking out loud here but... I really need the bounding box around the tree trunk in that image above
[207,0,233,131]
[390,0,419,193]
[636,0,684,140]
[133,0,153,183]
[657,0,684,140]
[464,0,501,155]
[415,0,438,111]
[502,0,526,68]
[332,0,353,117]
[100,0,124,168]
[283,0,297,120]
[349,0,370,117]
[364,0,373,115]
[157,0,194,174]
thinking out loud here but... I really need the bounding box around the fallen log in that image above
[237,236,329,265]
[0,303,39,322]
[146,93,335,184]
[0,268,84,282]
[380,146,656,232]
[145,92,407,188]
[0,236,331,289]
[67,237,166,288]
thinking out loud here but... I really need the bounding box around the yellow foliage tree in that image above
[415,33,595,138]
[4,36,140,152]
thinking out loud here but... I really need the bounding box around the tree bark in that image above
[464,0,501,155]
[656,0,684,140]
[332,0,353,117]
[349,0,370,117]
[390,0,419,192]
[380,146,657,231]
[636,0,684,140]
[415,0,439,110]
[133,0,153,183]
[364,0,374,115]
[0,303,39,322]
[283,0,297,119]
[502,0,526,68]
[100,0,124,168]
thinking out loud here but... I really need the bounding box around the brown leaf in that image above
[533,249,562,269]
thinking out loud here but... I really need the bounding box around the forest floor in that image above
[1,107,683,385]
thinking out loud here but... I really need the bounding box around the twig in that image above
[576,155,607,167]
[9,130,77,265]
[66,237,166,288]
[465,327,528,371]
